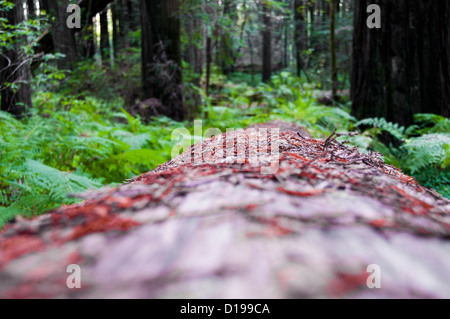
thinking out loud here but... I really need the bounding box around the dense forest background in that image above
[0,0,449,227]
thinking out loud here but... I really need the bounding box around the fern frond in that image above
[355,118,406,141]
[401,133,450,173]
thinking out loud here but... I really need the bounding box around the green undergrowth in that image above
[0,92,183,227]
[345,115,450,198]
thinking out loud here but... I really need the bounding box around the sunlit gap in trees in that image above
[92,7,116,68]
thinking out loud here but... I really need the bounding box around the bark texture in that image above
[44,0,78,69]
[100,9,109,62]
[141,0,185,121]
[1,121,450,298]
[351,0,450,128]
[261,0,272,82]
[294,0,306,78]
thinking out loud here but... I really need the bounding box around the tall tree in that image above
[261,0,272,82]
[117,0,130,48]
[220,0,237,76]
[127,0,139,31]
[26,0,36,18]
[141,0,185,121]
[100,9,109,63]
[351,1,450,129]
[184,15,203,86]
[110,2,119,56]
[294,0,306,78]
[0,0,32,117]
[44,0,77,69]
[205,36,212,96]
[329,0,337,98]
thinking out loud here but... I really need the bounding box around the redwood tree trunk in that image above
[26,0,35,18]
[330,0,337,98]
[294,0,306,78]
[111,2,119,56]
[100,9,109,63]
[351,1,450,128]
[44,0,77,70]
[183,11,203,117]
[262,0,272,83]
[205,37,212,97]
[141,0,185,121]
[117,0,130,48]
[221,0,237,76]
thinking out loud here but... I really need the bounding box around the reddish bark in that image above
[0,121,449,298]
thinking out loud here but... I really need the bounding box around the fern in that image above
[355,118,406,141]
[413,166,450,199]
[414,113,446,125]
[413,113,450,134]
[0,92,182,228]
[401,134,450,173]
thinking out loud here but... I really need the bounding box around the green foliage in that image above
[0,92,182,228]
[413,167,450,199]
[355,117,406,141]
[413,114,450,134]
[353,115,450,199]
[402,134,450,173]
[212,71,355,137]
[56,48,142,103]
[0,0,55,97]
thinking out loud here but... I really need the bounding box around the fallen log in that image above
[0,121,449,298]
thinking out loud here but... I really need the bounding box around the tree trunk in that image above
[351,1,450,129]
[26,0,35,18]
[100,9,109,64]
[294,0,306,78]
[205,37,212,97]
[309,0,315,24]
[283,18,288,68]
[321,0,326,21]
[330,0,337,99]
[220,0,236,76]
[127,0,139,31]
[80,23,95,58]
[140,0,152,99]
[247,30,255,84]
[262,0,272,83]
[183,11,203,118]
[44,0,77,70]
[185,19,203,86]
[111,2,119,56]
[141,0,185,121]
[0,0,32,117]
[119,0,131,48]
[309,0,315,49]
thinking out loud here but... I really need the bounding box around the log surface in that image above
[1,121,449,298]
